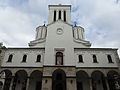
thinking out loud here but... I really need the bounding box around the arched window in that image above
[7,54,13,62]
[78,55,83,63]
[64,11,66,22]
[22,54,27,62]
[93,55,97,63]
[36,55,41,62]
[54,10,56,22]
[59,10,61,19]
[56,52,63,65]
[107,55,113,63]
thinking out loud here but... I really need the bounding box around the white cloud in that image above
[70,0,120,55]
[0,0,120,55]
[0,5,44,47]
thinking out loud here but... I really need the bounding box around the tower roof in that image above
[48,4,71,10]
[48,4,71,7]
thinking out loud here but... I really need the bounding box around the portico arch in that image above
[76,70,90,90]
[1,70,12,90]
[91,71,107,90]
[28,70,42,90]
[107,70,120,90]
[12,70,28,90]
[52,69,66,90]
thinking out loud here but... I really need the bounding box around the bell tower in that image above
[48,5,71,24]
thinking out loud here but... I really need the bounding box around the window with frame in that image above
[7,54,13,62]
[78,55,83,63]
[56,52,63,65]
[93,55,98,63]
[36,55,41,62]
[107,55,113,63]
[22,54,27,62]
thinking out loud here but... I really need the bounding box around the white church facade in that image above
[0,5,120,90]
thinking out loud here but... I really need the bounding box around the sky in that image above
[0,0,120,55]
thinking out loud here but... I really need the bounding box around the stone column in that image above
[61,10,64,21]
[89,78,93,90]
[9,76,14,90]
[56,10,59,21]
[105,78,109,90]
[26,77,30,90]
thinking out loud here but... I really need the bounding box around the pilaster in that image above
[67,77,77,90]
[41,77,52,90]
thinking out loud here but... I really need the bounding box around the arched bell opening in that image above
[52,69,66,90]
[76,70,90,90]
[107,70,120,90]
[28,70,42,90]
[91,71,107,90]
[12,70,28,90]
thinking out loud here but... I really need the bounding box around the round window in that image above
[56,28,63,35]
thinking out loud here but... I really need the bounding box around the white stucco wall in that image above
[44,21,75,66]
[1,48,119,68]
[75,49,119,67]
[1,49,45,67]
